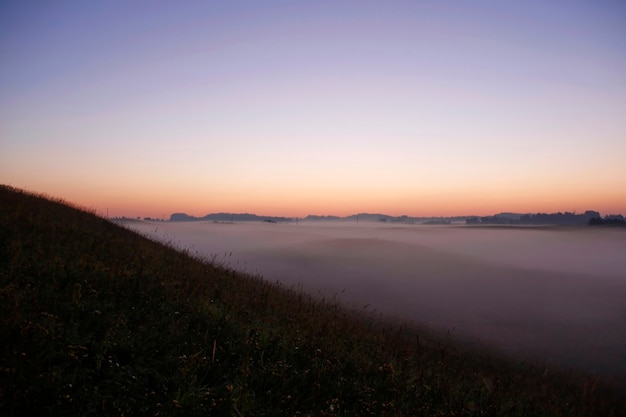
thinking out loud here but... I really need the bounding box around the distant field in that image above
[130,221,626,382]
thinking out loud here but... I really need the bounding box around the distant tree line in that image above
[466,216,516,225]
[519,211,600,225]
[589,214,626,226]
[467,211,603,225]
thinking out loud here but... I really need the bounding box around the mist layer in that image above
[130,221,626,381]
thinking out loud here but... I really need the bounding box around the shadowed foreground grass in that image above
[1,185,624,416]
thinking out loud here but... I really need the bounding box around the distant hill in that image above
[496,212,525,220]
[170,209,626,226]
[170,212,293,222]
[303,214,343,221]
[170,212,473,224]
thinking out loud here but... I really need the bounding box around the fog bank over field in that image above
[130,221,626,381]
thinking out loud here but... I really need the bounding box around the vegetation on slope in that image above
[0,185,624,416]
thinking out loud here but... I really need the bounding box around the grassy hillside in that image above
[0,185,624,416]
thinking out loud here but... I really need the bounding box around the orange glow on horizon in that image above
[29,182,625,220]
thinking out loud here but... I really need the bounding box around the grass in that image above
[0,184,624,416]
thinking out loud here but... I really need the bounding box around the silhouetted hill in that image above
[303,214,342,221]
[170,212,195,221]
[170,212,292,222]
[496,212,525,220]
[171,209,625,227]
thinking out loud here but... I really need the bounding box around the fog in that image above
[129,221,626,381]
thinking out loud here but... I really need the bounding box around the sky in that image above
[1,0,625,218]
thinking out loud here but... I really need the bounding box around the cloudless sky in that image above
[1,0,625,217]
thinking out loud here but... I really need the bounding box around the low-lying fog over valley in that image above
[129,221,626,382]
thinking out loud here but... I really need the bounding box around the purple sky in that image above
[2,1,625,217]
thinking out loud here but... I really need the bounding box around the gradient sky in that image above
[2,0,625,218]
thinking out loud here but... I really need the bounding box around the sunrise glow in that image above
[2,1,625,218]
